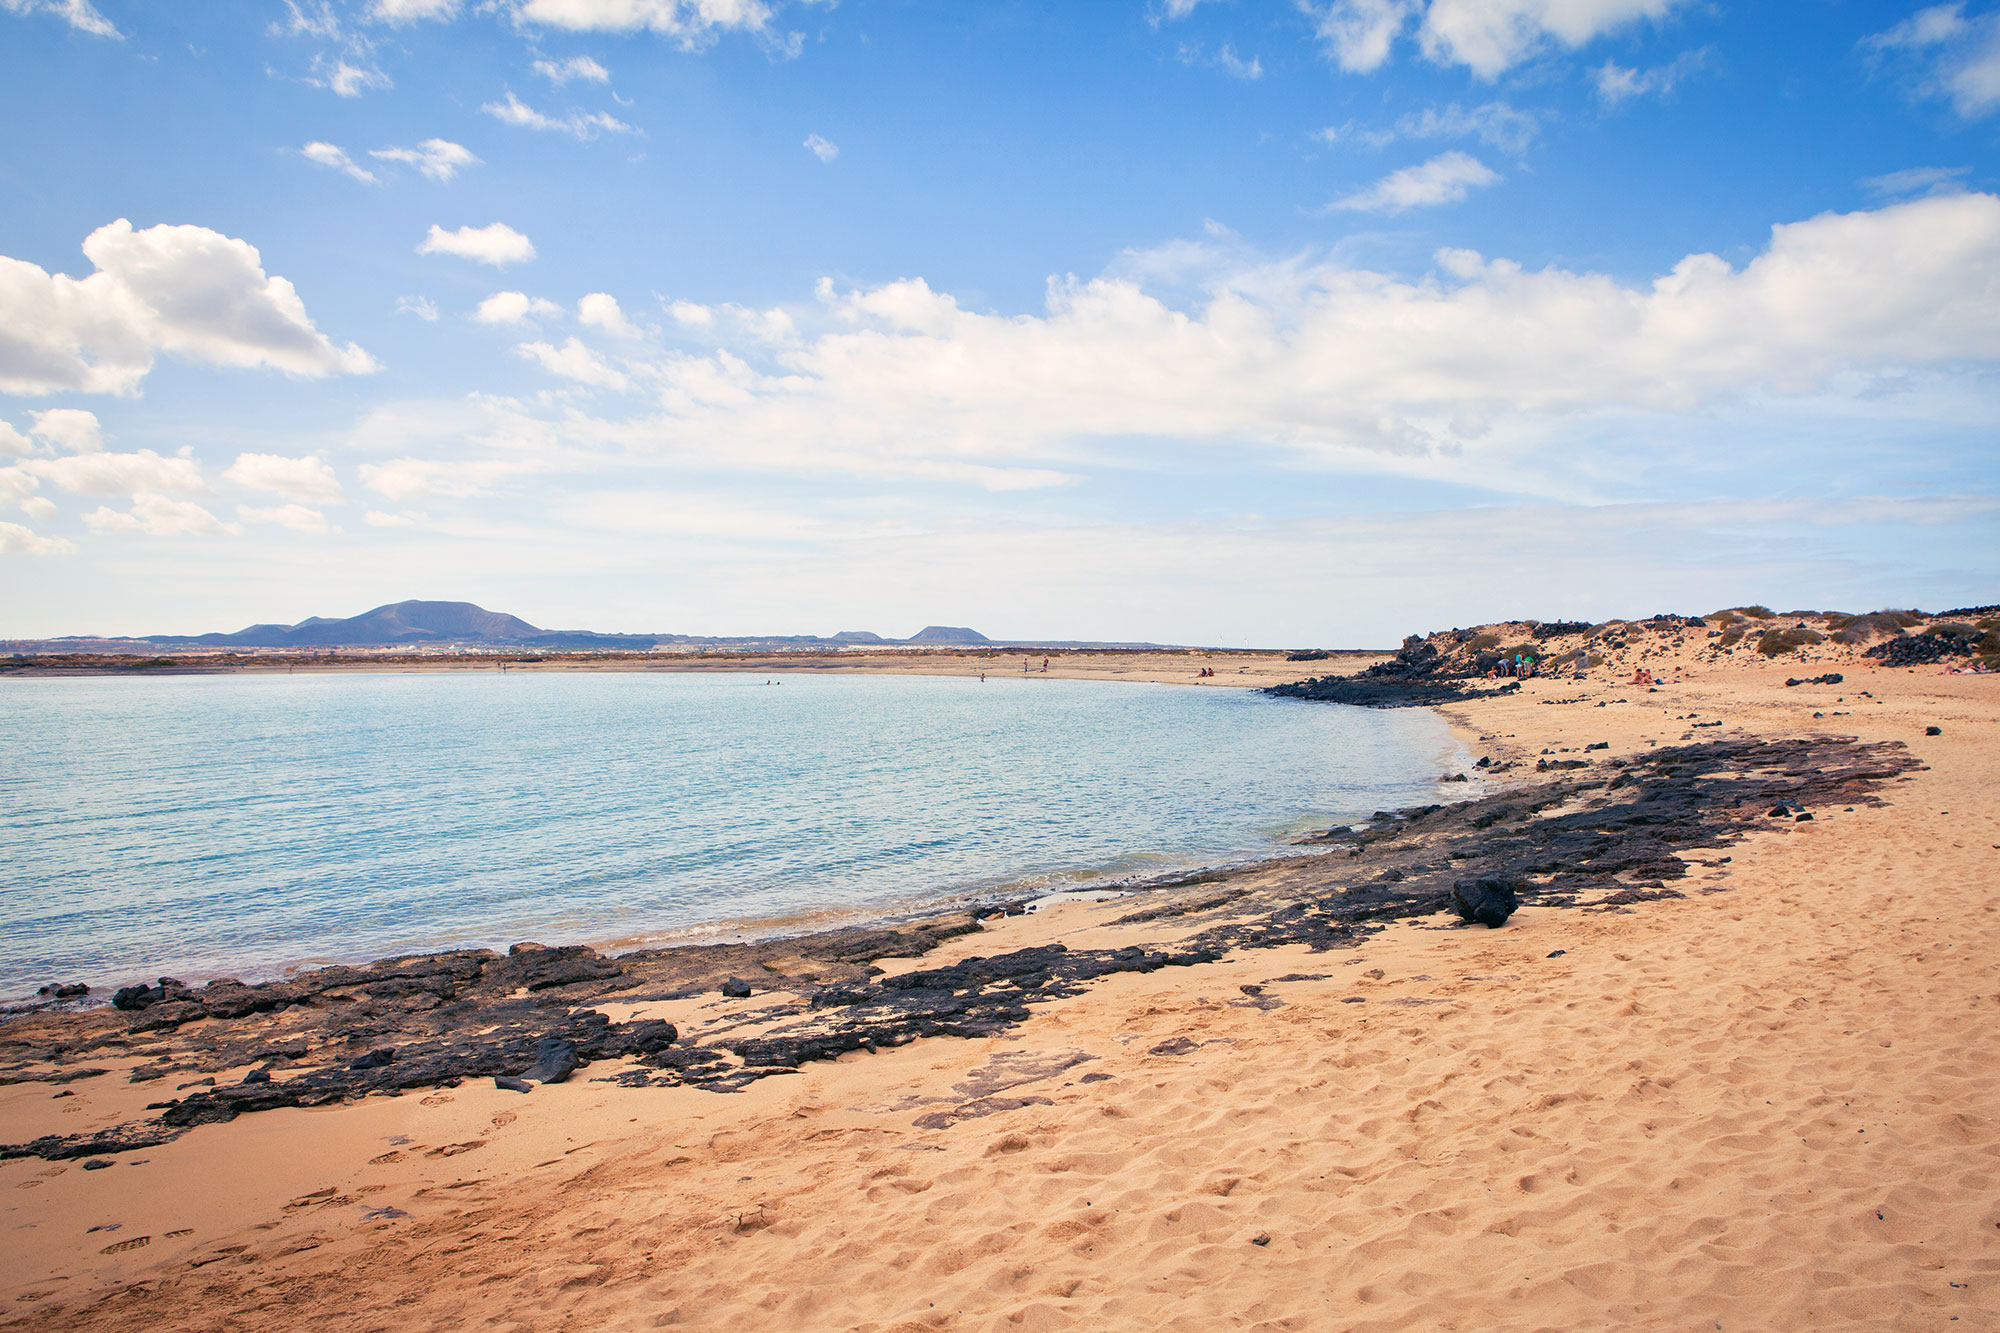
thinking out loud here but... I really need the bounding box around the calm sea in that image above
[0,671,1463,1000]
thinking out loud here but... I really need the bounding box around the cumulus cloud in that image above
[1333,150,1499,212]
[301,141,379,184]
[368,0,461,21]
[482,90,636,140]
[1308,0,1687,78]
[0,520,73,555]
[0,420,30,456]
[30,407,103,452]
[534,54,610,83]
[578,292,641,337]
[668,300,714,329]
[310,56,392,97]
[1,0,118,38]
[418,223,536,267]
[0,219,378,396]
[1866,3,2000,118]
[803,132,839,162]
[25,449,206,497]
[83,494,236,537]
[474,290,564,323]
[515,337,631,391]
[225,452,344,503]
[510,193,2000,489]
[238,502,332,533]
[506,0,776,50]
[370,138,480,181]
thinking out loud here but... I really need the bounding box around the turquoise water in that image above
[0,672,1462,1000]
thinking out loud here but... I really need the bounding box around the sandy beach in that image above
[3,624,1997,1330]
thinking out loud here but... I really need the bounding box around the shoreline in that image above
[4,645,1996,1328]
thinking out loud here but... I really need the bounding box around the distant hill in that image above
[907,626,990,644]
[149,600,547,649]
[92,601,1014,652]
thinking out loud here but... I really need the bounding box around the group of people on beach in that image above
[1487,655,1538,679]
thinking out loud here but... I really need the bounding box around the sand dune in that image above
[3,640,1996,1330]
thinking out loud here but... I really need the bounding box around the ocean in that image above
[0,670,1464,1000]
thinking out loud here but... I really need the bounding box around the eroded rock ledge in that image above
[0,735,1918,1163]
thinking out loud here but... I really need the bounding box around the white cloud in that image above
[668,299,715,329]
[1,0,119,38]
[1333,150,1499,212]
[20,495,54,518]
[0,520,73,555]
[1865,165,1972,198]
[0,465,38,507]
[370,138,480,181]
[0,219,378,396]
[396,294,440,321]
[312,56,392,97]
[515,337,632,391]
[534,54,610,83]
[1867,3,2000,118]
[238,502,332,533]
[506,0,775,50]
[225,452,344,503]
[0,420,30,456]
[363,508,425,526]
[82,494,236,537]
[418,223,536,267]
[1215,44,1263,79]
[474,290,564,323]
[1594,47,1708,105]
[482,90,637,140]
[1392,100,1538,153]
[578,292,641,337]
[301,140,379,184]
[368,0,461,21]
[25,449,206,496]
[1308,0,1686,78]
[804,132,839,162]
[359,456,542,500]
[508,193,2000,490]
[30,407,103,452]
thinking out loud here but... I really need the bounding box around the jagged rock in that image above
[494,1076,532,1093]
[1926,726,1942,736]
[1449,878,1521,928]
[110,978,190,1011]
[720,977,752,998]
[348,1048,395,1070]
[520,1039,579,1085]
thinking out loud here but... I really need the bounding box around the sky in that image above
[1,0,1997,645]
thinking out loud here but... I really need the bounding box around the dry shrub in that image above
[1758,627,1825,657]
[1717,627,1747,648]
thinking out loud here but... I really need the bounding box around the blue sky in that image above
[2,0,1997,644]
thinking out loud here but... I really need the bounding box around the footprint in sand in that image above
[100,1235,150,1255]
[369,1150,405,1165]
[424,1140,486,1158]
[490,1110,518,1129]
[419,1093,455,1107]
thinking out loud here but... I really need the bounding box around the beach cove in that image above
[2,637,1997,1329]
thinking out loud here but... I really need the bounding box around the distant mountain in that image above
[96,600,1009,652]
[149,600,547,649]
[906,625,990,644]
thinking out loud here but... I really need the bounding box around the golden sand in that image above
[3,635,1996,1330]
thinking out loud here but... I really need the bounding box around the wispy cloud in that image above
[1,0,120,39]
[1864,165,1972,198]
[1332,150,1499,212]
[533,54,610,84]
[1595,47,1710,106]
[482,90,637,140]
[300,141,379,184]
[804,132,839,162]
[1305,0,1690,79]
[370,139,480,181]
[1865,3,2000,118]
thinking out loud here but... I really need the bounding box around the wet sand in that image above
[3,636,1997,1329]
